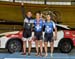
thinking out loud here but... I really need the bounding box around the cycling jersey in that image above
[44,21,56,33]
[23,17,33,38]
[34,19,44,32]
[23,17,33,30]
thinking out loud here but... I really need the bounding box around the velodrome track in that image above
[0,48,75,59]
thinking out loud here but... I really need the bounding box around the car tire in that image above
[7,39,22,53]
[58,38,73,53]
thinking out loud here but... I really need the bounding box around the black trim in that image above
[0,19,23,25]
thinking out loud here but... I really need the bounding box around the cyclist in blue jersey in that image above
[44,14,57,57]
[34,12,44,56]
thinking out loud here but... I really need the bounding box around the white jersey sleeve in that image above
[52,21,56,29]
[24,18,28,23]
[24,18,34,23]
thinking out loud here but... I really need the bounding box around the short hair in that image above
[35,11,41,15]
[47,13,52,17]
[46,13,52,20]
[27,11,32,14]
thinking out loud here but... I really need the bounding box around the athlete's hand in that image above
[32,37,36,41]
[53,35,57,41]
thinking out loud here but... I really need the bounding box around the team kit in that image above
[22,11,57,57]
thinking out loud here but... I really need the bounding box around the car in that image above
[0,24,75,53]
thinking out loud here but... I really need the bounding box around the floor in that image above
[0,48,75,59]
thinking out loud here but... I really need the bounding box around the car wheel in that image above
[7,39,22,53]
[58,39,73,53]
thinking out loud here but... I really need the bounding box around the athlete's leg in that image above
[34,32,39,56]
[35,40,39,56]
[39,40,43,56]
[50,41,54,57]
[28,39,32,55]
[44,33,48,57]
[44,42,48,57]
[23,41,26,53]
[22,38,26,55]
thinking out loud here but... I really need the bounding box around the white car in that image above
[0,24,75,53]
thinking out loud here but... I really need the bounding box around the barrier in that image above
[0,0,71,5]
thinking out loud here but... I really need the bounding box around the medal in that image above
[28,23,30,26]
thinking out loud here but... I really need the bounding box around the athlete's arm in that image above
[42,20,45,31]
[31,19,35,32]
[53,22,57,40]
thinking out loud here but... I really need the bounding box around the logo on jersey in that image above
[36,25,41,30]
[45,26,52,32]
